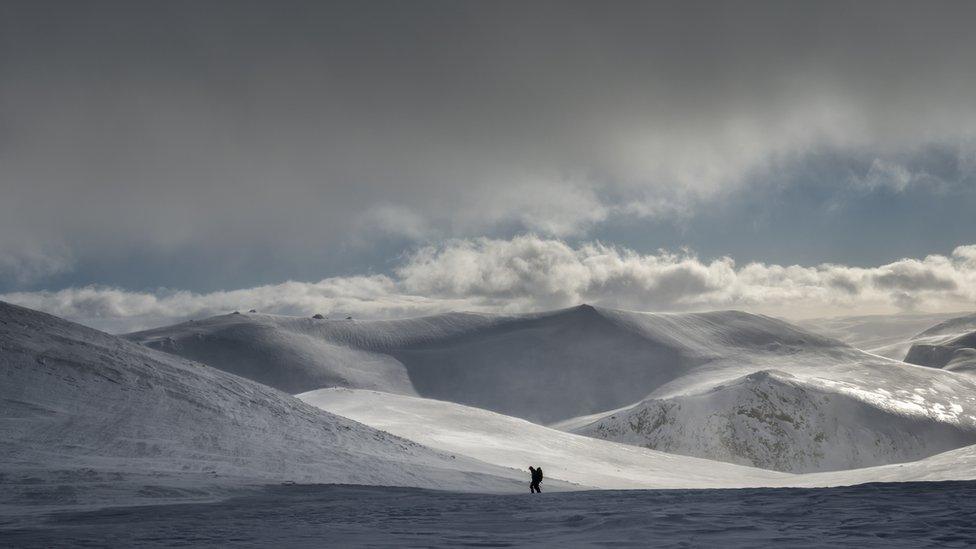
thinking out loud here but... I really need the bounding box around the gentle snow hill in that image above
[566,369,976,473]
[299,388,793,489]
[0,301,532,494]
[130,305,849,423]
[299,388,976,488]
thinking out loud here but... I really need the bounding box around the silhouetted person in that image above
[529,466,543,493]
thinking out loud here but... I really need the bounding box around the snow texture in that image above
[5,481,976,548]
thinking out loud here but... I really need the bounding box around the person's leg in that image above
[529,482,535,493]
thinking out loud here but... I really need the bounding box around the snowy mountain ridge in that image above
[126,304,976,473]
[128,305,852,423]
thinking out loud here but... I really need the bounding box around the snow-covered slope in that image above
[901,313,976,374]
[799,312,967,359]
[916,312,976,339]
[130,306,849,423]
[125,313,417,396]
[299,388,793,489]
[299,388,976,488]
[905,330,976,374]
[128,305,976,473]
[566,370,976,473]
[0,301,528,492]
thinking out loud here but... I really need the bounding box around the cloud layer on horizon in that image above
[4,235,974,333]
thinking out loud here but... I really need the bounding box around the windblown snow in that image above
[799,312,968,360]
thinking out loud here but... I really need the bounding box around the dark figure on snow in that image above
[529,466,543,493]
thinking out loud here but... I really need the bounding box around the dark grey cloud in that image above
[2,1,976,292]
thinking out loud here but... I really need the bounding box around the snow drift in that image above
[0,301,525,492]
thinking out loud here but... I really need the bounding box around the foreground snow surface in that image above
[4,481,975,548]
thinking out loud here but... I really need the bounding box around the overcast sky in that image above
[2,1,975,330]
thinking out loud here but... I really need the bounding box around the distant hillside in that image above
[0,301,524,492]
[128,305,850,423]
[565,370,976,473]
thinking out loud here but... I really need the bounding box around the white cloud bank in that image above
[3,236,974,333]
